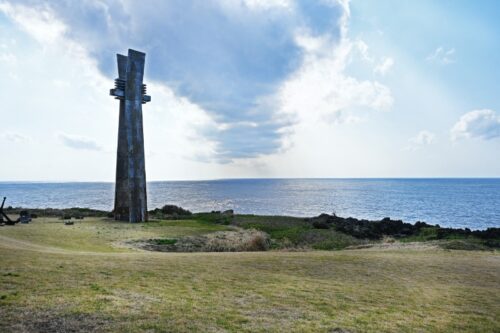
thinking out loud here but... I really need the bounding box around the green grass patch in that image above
[192,212,232,225]
[440,239,492,251]
[152,238,177,245]
[401,227,498,250]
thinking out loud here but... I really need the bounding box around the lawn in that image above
[0,218,499,332]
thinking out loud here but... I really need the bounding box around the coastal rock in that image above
[308,214,432,239]
[222,209,234,217]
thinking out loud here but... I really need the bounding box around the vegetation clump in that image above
[192,210,234,225]
[152,238,178,245]
[148,204,192,219]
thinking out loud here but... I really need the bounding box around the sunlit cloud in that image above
[404,130,435,151]
[426,46,455,64]
[451,109,500,141]
[374,57,394,75]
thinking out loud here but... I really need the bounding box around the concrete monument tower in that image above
[110,49,151,222]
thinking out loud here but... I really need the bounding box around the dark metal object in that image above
[0,197,19,225]
[19,210,31,223]
[110,49,151,223]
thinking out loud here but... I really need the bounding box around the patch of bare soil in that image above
[347,240,439,251]
[1,309,112,333]
[132,229,271,252]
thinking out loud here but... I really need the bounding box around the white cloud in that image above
[0,52,16,64]
[451,109,500,141]
[355,40,373,62]
[410,130,435,145]
[0,0,409,180]
[0,2,66,44]
[145,82,220,162]
[405,130,435,151]
[374,57,394,75]
[0,2,223,180]
[426,46,455,64]
[58,133,102,151]
[218,121,259,131]
[276,32,393,130]
[0,0,360,166]
[241,0,292,10]
[267,3,393,160]
[2,132,31,143]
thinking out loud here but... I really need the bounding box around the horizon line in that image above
[1,176,500,184]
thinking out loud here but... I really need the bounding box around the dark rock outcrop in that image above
[307,213,499,242]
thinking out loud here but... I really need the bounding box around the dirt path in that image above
[0,235,263,258]
[347,241,439,251]
[0,235,75,254]
[0,235,143,256]
[0,233,440,257]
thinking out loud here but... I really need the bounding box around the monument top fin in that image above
[110,49,151,104]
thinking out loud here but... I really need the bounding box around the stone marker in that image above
[110,49,151,222]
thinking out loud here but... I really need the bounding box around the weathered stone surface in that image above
[110,49,151,223]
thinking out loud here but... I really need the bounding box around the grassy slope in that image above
[0,218,499,333]
[0,217,229,253]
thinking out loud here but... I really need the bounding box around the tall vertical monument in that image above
[110,49,151,222]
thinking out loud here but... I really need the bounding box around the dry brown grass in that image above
[0,218,499,332]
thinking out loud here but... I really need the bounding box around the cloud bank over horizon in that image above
[0,0,392,160]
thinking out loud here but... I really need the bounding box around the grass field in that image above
[1,217,499,332]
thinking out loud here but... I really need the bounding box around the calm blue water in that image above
[0,179,499,230]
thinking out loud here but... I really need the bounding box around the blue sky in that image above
[0,0,499,181]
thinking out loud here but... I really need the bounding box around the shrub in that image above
[246,233,270,251]
[148,205,192,220]
[160,205,192,216]
[312,221,330,229]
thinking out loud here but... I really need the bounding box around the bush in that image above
[312,221,330,229]
[246,233,270,251]
[160,205,192,216]
[148,205,192,220]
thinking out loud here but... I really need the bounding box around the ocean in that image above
[0,179,499,230]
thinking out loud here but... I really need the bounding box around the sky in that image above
[0,0,499,181]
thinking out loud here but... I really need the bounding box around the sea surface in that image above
[0,179,499,230]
